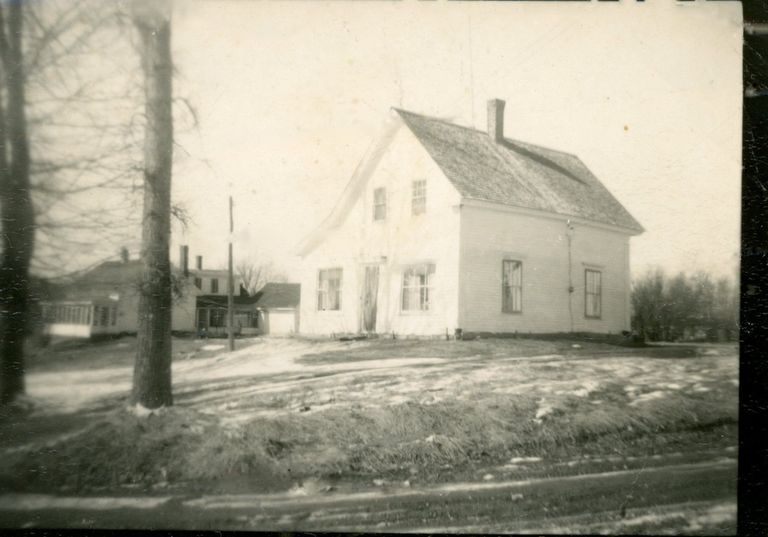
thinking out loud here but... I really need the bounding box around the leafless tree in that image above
[237,258,288,295]
[130,0,174,409]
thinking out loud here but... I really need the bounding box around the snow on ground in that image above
[24,338,738,426]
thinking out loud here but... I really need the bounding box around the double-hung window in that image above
[585,269,602,318]
[401,263,435,311]
[317,268,342,311]
[412,180,426,215]
[373,187,387,221]
[210,278,219,293]
[502,260,523,313]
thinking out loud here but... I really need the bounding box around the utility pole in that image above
[227,195,235,351]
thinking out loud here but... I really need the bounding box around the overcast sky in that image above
[169,0,742,281]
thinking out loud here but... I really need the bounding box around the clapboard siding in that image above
[458,203,630,334]
[299,124,462,335]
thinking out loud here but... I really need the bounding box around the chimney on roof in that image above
[487,98,505,143]
[180,245,189,277]
[196,255,203,270]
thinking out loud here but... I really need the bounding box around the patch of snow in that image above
[372,479,385,486]
[535,400,554,420]
[629,390,668,406]
[620,510,689,527]
[0,494,172,511]
[660,383,682,390]
[127,404,167,418]
[509,456,542,464]
[510,493,524,501]
[685,502,737,531]
[482,474,495,481]
[200,344,225,351]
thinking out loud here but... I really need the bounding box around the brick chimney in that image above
[487,98,505,143]
[179,245,189,277]
[196,255,203,270]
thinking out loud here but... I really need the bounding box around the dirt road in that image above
[0,454,736,533]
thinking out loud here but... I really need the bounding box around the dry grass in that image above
[1,375,737,493]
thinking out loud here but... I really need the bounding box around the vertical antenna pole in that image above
[227,195,235,351]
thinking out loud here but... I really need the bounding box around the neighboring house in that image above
[297,99,643,337]
[194,282,301,337]
[41,246,227,338]
[194,293,260,337]
[252,283,301,335]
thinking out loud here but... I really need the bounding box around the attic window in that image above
[412,180,426,215]
[194,277,202,289]
[373,187,387,221]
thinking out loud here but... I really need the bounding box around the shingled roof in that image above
[394,109,643,233]
[252,283,301,309]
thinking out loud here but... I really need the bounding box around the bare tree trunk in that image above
[131,5,173,408]
[0,4,34,406]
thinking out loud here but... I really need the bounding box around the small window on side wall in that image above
[502,260,522,313]
[210,279,219,293]
[412,180,426,215]
[317,268,342,311]
[373,187,387,221]
[585,269,602,319]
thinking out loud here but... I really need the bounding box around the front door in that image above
[361,265,380,333]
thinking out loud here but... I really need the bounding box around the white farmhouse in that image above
[297,99,643,337]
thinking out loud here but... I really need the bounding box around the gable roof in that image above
[58,260,143,301]
[252,283,301,309]
[394,109,643,233]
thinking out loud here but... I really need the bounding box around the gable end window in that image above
[401,263,435,311]
[373,187,387,221]
[585,269,602,319]
[502,260,523,313]
[317,268,342,311]
[210,279,219,294]
[412,180,426,215]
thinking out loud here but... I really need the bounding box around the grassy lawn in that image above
[0,335,737,505]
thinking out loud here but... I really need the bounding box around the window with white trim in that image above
[373,187,387,221]
[401,263,435,311]
[585,269,602,319]
[317,268,342,311]
[502,260,523,313]
[412,180,426,215]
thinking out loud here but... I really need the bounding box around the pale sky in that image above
[169,0,742,282]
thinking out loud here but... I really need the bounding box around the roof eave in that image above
[461,197,644,236]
